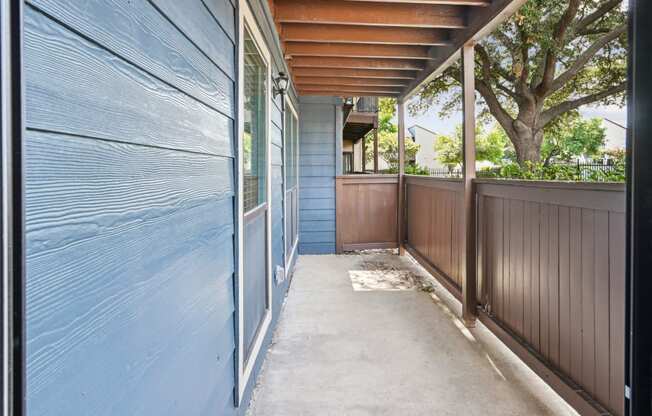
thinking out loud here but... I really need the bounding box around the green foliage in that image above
[385,164,430,175]
[364,98,421,169]
[434,124,512,168]
[541,116,606,164]
[409,0,627,164]
[477,158,625,182]
[378,130,420,169]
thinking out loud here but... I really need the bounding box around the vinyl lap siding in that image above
[23,1,239,415]
[298,99,337,254]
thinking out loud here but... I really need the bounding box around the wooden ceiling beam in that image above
[292,67,417,79]
[291,56,425,71]
[300,89,399,97]
[295,77,409,87]
[281,24,450,46]
[285,42,432,60]
[275,0,466,29]
[298,84,403,93]
[344,0,490,5]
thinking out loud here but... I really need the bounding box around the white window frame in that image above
[284,99,299,268]
[236,0,273,404]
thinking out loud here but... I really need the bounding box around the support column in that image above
[373,123,379,174]
[397,99,406,255]
[461,43,477,327]
[362,135,366,172]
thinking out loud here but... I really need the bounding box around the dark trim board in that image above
[1,0,25,414]
[626,0,651,414]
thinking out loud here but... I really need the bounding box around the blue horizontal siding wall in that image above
[23,0,297,414]
[298,97,338,254]
[23,1,243,415]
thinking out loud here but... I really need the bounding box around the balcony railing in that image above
[354,96,378,113]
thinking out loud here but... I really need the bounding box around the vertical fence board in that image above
[512,200,525,336]
[581,208,596,395]
[549,206,560,365]
[531,202,541,351]
[523,202,532,342]
[594,210,610,407]
[569,207,583,383]
[558,206,571,374]
[540,204,550,359]
[609,212,625,415]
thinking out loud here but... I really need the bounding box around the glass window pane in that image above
[284,107,298,190]
[293,114,299,188]
[284,106,292,188]
[243,28,267,213]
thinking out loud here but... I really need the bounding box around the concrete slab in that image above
[247,252,578,416]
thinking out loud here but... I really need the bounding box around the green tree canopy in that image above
[541,115,606,164]
[364,97,420,169]
[434,125,511,168]
[410,0,627,166]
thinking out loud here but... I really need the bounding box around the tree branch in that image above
[536,0,581,95]
[549,23,627,94]
[474,79,518,140]
[475,43,515,83]
[575,0,622,34]
[495,82,519,100]
[539,82,626,126]
[577,27,613,36]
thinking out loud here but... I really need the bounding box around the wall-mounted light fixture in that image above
[273,72,290,98]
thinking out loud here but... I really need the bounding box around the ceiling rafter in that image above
[268,0,524,98]
[292,68,418,80]
[285,42,433,60]
[281,24,451,46]
[290,56,426,71]
[275,0,467,29]
[295,77,410,87]
[343,0,490,5]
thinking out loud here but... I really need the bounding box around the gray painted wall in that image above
[298,97,340,255]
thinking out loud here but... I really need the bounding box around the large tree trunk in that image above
[514,138,543,165]
[510,104,543,166]
[511,118,544,165]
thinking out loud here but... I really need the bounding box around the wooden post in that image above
[461,43,477,327]
[373,123,379,174]
[362,135,366,172]
[397,99,406,255]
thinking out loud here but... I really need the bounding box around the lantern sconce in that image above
[273,72,290,98]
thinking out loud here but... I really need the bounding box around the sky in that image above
[404,98,627,151]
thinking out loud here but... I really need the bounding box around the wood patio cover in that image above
[267,0,525,98]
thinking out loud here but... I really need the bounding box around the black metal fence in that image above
[427,167,462,177]
[551,162,619,180]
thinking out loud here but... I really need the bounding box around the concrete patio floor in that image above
[247,252,578,416]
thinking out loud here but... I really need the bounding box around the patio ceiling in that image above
[268,0,525,98]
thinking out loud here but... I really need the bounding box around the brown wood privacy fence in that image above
[336,175,398,253]
[404,176,626,416]
[405,176,464,297]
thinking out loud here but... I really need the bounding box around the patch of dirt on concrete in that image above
[347,250,424,291]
